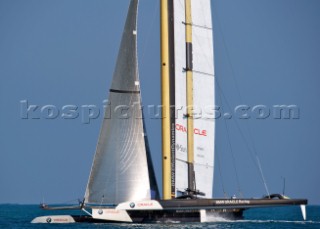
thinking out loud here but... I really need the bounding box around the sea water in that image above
[0,205,319,229]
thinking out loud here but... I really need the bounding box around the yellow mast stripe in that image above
[160,0,171,200]
[185,0,194,166]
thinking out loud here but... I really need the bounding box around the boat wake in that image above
[206,219,318,224]
[116,220,319,229]
[204,212,231,222]
[240,220,318,225]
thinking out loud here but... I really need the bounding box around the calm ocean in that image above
[0,205,319,228]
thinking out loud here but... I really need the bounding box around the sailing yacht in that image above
[32,0,307,223]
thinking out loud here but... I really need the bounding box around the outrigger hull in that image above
[31,198,308,223]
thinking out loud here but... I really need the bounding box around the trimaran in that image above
[32,0,307,224]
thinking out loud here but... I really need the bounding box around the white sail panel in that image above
[85,0,158,205]
[192,0,215,198]
[173,0,215,198]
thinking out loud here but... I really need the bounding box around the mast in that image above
[185,0,196,194]
[160,0,171,200]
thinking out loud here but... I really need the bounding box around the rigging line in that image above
[193,70,214,77]
[182,68,214,77]
[215,78,259,169]
[59,199,82,205]
[182,22,213,30]
[216,152,228,198]
[99,195,105,208]
[216,81,243,197]
[246,121,270,196]
[224,119,243,197]
[213,8,243,102]
[256,154,270,197]
[214,7,270,196]
[176,158,188,164]
[139,0,159,66]
[215,77,269,193]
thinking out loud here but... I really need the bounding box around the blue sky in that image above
[0,0,319,205]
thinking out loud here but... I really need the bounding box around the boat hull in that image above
[125,208,244,223]
[31,209,243,224]
[31,198,307,223]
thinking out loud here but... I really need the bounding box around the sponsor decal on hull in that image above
[92,208,132,222]
[31,215,75,224]
[215,200,251,205]
[116,200,163,210]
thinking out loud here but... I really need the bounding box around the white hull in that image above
[31,198,307,223]
[31,215,75,224]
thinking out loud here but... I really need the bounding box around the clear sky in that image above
[0,0,319,205]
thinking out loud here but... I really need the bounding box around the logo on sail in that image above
[175,124,207,137]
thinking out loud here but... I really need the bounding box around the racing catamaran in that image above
[32,0,307,224]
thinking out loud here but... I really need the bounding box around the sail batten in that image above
[85,0,159,205]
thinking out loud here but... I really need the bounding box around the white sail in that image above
[173,0,215,198]
[85,0,159,205]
